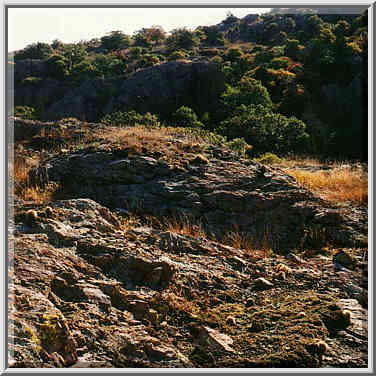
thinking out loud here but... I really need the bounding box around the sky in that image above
[8,7,270,52]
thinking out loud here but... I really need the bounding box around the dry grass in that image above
[12,154,58,204]
[146,214,273,258]
[164,216,207,239]
[276,155,326,168]
[97,126,204,159]
[222,228,273,259]
[286,167,368,205]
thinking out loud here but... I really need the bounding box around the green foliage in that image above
[227,138,253,157]
[210,55,223,66]
[92,54,127,77]
[269,56,290,70]
[175,127,228,146]
[166,28,199,51]
[45,54,70,79]
[100,110,160,127]
[14,42,53,61]
[172,106,204,128]
[11,10,367,160]
[168,50,188,61]
[254,152,281,165]
[225,47,243,62]
[135,54,160,69]
[199,26,226,46]
[133,26,166,47]
[284,39,301,60]
[127,47,145,59]
[100,30,131,51]
[13,105,37,119]
[217,104,310,155]
[62,43,89,70]
[51,39,64,50]
[221,77,273,115]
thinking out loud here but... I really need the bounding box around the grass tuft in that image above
[287,167,367,205]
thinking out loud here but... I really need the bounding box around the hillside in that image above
[10,8,368,160]
[9,8,368,369]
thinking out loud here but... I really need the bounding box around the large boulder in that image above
[45,61,225,121]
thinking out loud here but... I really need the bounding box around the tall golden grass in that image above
[12,155,57,203]
[286,167,367,205]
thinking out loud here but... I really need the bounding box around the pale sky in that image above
[8,7,270,52]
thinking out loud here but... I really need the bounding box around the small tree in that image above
[45,54,70,79]
[217,104,309,155]
[166,28,199,51]
[133,26,166,47]
[221,77,273,114]
[100,31,131,51]
[14,42,53,61]
[172,106,203,128]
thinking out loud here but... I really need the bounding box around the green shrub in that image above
[45,54,70,79]
[100,110,160,127]
[254,152,281,165]
[100,30,131,51]
[225,47,243,62]
[210,55,223,65]
[168,50,189,60]
[129,47,145,59]
[221,77,273,114]
[269,56,290,70]
[166,28,199,51]
[135,54,160,69]
[171,106,204,128]
[227,138,253,157]
[175,127,227,146]
[13,106,37,119]
[216,104,310,155]
[14,42,53,61]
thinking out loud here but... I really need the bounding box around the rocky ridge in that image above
[29,134,366,252]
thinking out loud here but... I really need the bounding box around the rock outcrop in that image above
[44,61,225,121]
[29,143,366,252]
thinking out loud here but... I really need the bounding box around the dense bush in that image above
[14,42,53,61]
[171,106,204,128]
[45,54,70,79]
[226,138,253,157]
[255,152,281,164]
[166,28,199,51]
[168,50,188,61]
[133,27,167,47]
[221,77,273,114]
[100,31,131,51]
[217,104,310,155]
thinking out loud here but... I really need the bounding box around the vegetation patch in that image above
[286,167,367,205]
